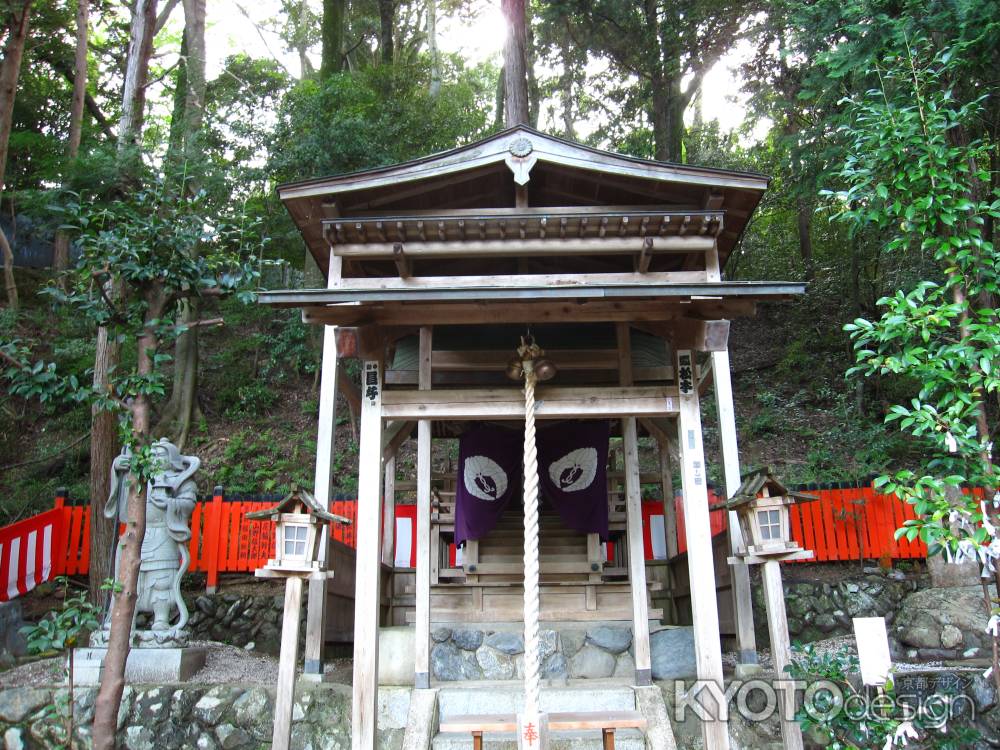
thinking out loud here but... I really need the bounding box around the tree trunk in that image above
[320,0,345,78]
[797,197,815,280]
[494,70,505,131]
[501,0,528,127]
[426,0,440,97]
[53,0,89,283]
[89,322,120,605]
[0,0,32,311]
[378,0,394,64]
[525,15,539,128]
[160,0,206,448]
[558,33,575,140]
[91,293,163,750]
[117,0,158,171]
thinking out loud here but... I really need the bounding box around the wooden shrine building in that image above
[259,126,805,749]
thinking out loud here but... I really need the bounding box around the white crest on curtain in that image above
[548,447,599,493]
[464,455,509,502]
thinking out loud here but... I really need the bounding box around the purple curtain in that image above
[454,423,522,547]
[538,420,611,540]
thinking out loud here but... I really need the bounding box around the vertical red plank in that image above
[66,506,84,575]
[52,493,67,577]
[841,483,861,562]
[832,486,852,561]
[79,506,91,574]
[205,489,222,588]
[675,495,687,555]
[810,486,830,561]
[188,503,203,570]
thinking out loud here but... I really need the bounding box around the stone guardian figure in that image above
[101,438,199,645]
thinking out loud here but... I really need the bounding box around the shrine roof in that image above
[277,125,770,275]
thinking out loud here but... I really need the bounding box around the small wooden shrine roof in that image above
[245,487,352,524]
[277,125,769,276]
[716,466,818,511]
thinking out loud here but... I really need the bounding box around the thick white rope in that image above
[522,362,542,718]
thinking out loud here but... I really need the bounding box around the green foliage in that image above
[788,642,979,749]
[20,577,103,655]
[834,40,1000,556]
[268,61,495,184]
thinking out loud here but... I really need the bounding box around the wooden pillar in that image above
[762,560,805,750]
[658,438,678,560]
[352,358,385,750]
[711,348,758,665]
[675,347,730,750]
[272,575,305,750]
[414,326,432,688]
[381,455,396,567]
[617,323,652,685]
[303,316,339,677]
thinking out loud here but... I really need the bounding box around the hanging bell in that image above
[533,358,557,382]
[506,356,524,381]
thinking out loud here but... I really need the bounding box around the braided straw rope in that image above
[521,360,542,718]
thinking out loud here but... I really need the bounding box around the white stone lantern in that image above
[714,467,817,563]
[246,486,350,573]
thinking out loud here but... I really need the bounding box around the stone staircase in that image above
[429,684,649,750]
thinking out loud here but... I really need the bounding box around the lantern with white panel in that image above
[716,466,816,564]
[713,467,817,750]
[247,487,351,750]
[247,485,349,573]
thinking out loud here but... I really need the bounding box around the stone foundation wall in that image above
[752,569,922,646]
[0,683,409,750]
[428,623,698,682]
[182,592,304,656]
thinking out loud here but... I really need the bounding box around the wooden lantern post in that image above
[247,487,351,750]
[715,467,817,750]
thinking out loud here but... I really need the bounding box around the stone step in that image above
[438,685,636,717]
[432,729,645,750]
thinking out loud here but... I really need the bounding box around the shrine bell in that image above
[715,467,817,563]
[246,486,351,573]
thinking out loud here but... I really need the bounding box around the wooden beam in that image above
[381,455,396,568]
[618,323,652,686]
[657,434,678,560]
[382,420,416,461]
[271,575,304,750]
[305,299,757,327]
[635,237,653,274]
[351,359,384,750]
[331,236,716,259]
[641,318,731,352]
[304,273,340,678]
[712,347,758,664]
[379,385,680,421]
[393,243,412,279]
[674,348,730,750]
[414,327,432,689]
[334,270,708,290]
[762,560,806,750]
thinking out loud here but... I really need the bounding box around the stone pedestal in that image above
[71,646,207,685]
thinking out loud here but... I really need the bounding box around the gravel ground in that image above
[0,642,353,688]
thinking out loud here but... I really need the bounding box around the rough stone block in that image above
[378,627,416,685]
[72,646,207,685]
[569,644,615,679]
[650,627,697,681]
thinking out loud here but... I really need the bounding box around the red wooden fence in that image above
[665,484,928,561]
[3,481,936,600]
[51,490,359,592]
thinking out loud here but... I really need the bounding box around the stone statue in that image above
[99,438,199,646]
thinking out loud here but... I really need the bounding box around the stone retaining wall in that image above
[0,683,409,750]
[428,623,698,682]
[182,592,303,656]
[752,569,922,646]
